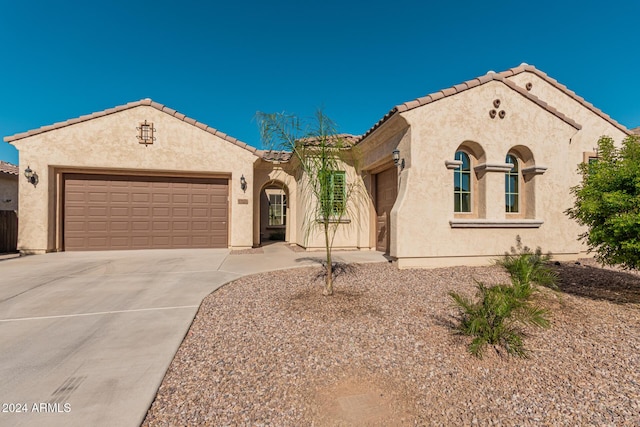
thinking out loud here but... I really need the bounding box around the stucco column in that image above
[475,163,512,221]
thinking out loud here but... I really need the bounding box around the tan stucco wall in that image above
[293,155,371,251]
[10,105,258,252]
[0,174,18,211]
[359,79,627,268]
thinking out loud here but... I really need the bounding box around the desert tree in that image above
[566,135,640,269]
[256,110,361,295]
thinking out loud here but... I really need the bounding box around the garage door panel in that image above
[132,193,150,203]
[192,221,209,231]
[152,207,170,217]
[88,207,108,216]
[152,193,170,203]
[173,194,189,203]
[88,221,108,232]
[172,221,189,231]
[172,236,189,246]
[152,236,170,246]
[64,174,228,250]
[191,194,210,204]
[66,192,86,202]
[152,221,170,231]
[192,236,210,245]
[192,208,209,217]
[131,207,150,217]
[110,221,130,232]
[88,192,108,202]
[110,192,130,203]
[130,236,151,247]
[65,222,85,232]
[66,206,86,216]
[172,207,188,217]
[88,237,108,247]
[110,207,130,217]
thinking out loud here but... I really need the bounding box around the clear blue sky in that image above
[1,0,639,164]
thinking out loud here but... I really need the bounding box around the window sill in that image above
[317,217,351,224]
[449,219,543,228]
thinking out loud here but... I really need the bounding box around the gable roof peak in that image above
[497,64,630,135]
[356,65,582,144]
[4,99,260,156]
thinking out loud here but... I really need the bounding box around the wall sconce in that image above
[24,166,39,187]
[392,149,405,169]
[240,175,247,193]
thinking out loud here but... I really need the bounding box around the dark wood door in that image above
[374,167,398,253]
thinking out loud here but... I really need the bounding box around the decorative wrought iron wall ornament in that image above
[137,120,156,146]
[489,109,497,118]
[499,110,506,119]
[493,99,501,108]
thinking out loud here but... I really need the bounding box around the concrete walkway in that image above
[0,243,386,427]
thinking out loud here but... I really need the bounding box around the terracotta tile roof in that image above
[632,126,640,135]
[297,133,359,147]
[3,99,260,156]
[259,134,359,163]
[356,67,585,144]
[497,64,630,136]
[260,150,293,162]
[0,161,19,176]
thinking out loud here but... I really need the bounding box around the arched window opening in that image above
[505,154,519,213]
[454,151,471,212]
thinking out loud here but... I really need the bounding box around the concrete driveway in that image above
[0,249,242,427]
[0,245,386,427]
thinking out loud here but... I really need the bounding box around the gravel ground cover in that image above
[143,260,640,426]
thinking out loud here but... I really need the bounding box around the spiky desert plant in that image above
[496,236,559,292]
[450,282,550,358]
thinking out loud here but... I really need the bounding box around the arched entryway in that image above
[259,180,290,244]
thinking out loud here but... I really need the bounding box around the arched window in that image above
[454,151,471,212]
[505,154,519,213]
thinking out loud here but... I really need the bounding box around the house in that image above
[0,161,19,253]
[3,64,632,267]
[0,161,18,212]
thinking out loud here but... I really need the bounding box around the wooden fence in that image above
[0,210,18,253]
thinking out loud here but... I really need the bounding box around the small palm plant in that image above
[450,283,549,357]
[450,237,557,358]
[496,236,559,292]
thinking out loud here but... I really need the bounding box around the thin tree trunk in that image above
[323,221,333,296]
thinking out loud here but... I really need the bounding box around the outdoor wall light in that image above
[392,149,405,169]
[24,166,39,187]
[240,175,247,192]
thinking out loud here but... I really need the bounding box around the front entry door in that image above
[374,167,398,253]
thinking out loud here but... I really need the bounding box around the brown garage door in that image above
[64,174,228,251]
[375,167,398,253]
